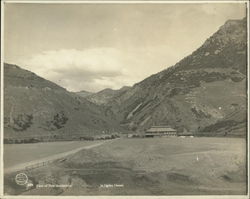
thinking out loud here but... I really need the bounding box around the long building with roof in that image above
[145,125,177,137]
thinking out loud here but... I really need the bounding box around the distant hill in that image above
[103,18,247,137]
[84,86,131,105]
[75,90,93,98]
[4,63,123,139]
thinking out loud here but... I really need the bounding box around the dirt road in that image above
[5,140,114,174]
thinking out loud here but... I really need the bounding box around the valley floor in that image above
[4,137,247,195]
[4,140,113,175]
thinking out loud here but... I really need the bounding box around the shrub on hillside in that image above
[12,114,33,131]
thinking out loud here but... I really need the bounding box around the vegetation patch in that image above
[201,120,242,132]
[44,111,69,131]
[12,114,33,131]
[191,107,211,119]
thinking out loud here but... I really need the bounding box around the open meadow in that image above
[4,141,103,169]
[4,137,246,195]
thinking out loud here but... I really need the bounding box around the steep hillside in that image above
[4,63,122,139]
[84,86,131,105]
[105,18,247,137]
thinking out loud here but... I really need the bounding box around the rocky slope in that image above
[103,18,247,137]
[4,63,123,139]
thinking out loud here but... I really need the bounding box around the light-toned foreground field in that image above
[4,137,246,195]
[4,141,103,168]
[4,140,108,174]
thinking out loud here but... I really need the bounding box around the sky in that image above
[4,3,246,92]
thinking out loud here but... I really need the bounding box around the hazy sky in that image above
[4,3,246,92]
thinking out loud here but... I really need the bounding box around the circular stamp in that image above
[15,173,28,186]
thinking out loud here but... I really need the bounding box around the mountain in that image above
[4,63,123,140]
[75,90,93,98]
[4,18,247,139]
[103,18,247,137]
[85,86,131,105]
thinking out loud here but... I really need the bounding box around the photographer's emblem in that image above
[15,173,28,186]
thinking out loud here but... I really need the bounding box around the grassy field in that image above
[4,137,246,195]
[4,141,102,168]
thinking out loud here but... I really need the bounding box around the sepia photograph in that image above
[0,0,249,197]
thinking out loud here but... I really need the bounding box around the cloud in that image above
[16,45,193,92]
[22,48,125,76]
[17,48,132,92]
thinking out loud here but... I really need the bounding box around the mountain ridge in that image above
[81,86,132,105]
[101,17,247,137]
[4,63,124,140]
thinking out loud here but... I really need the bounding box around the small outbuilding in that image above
[178,132,194,138]
[145,126,177,137]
